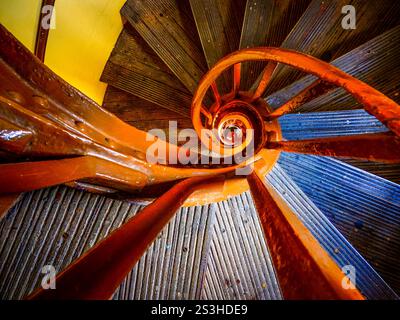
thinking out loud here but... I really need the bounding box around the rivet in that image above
[6,90,25,104]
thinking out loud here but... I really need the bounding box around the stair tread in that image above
[267,26,400,112]
[121,0,207,93]
[102,86,193,144]
[101,27,192,117]
[190,0,246,92]
[279,154,400,295]
[239,0,311,90]
[264,0,400,95]
[279,109,400,184]
[202,192,281,300]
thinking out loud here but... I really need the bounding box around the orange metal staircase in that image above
[1,0,400,300]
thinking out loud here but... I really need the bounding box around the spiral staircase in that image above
[1,0,400,300]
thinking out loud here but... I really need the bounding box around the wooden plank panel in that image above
[121,0,208,93]
[102,86,193,145]
[190,0,246,92]
[239,0,310,90]
[0,186,215,300]
[264,0,400,95]
[101,27,193,117]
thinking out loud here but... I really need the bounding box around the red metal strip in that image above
[247,169,364,300]
[233,63,241,96]
[192,48,400,140]
[251,61,277,101]
[267,132,400,163]
[34,0,56,61]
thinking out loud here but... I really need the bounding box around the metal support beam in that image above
[0,156,150,194]
[251,61,277,101]
[267,132,400,163]
[247,168,364,300]
[191,47,400,138]
[233,63,241,96]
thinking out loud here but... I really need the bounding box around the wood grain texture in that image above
[202,192,282,300]
[239,0,311,90]
[27,176,221,300]
[266,26,400,113]
[101,26,193,117]
[190,0,246,92]
[121,0,207,93]
[102,86,193,145]
[265,0,400,95]
[0,186,215,299]
[248,169,364,299]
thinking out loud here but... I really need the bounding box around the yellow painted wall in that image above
[0,0,126,105]
[0,0,41,52]
[45,0,126,104]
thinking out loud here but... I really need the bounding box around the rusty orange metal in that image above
[191,47,400,140]
[247,167,364,300]
[2,20,400,301]
[251,61,277,102]
[0,156,150,194]
[233,63,241,96]
[0,24,279,206]
[2,25,400,205]
[0,95,233,190]
[267,132,400,163]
